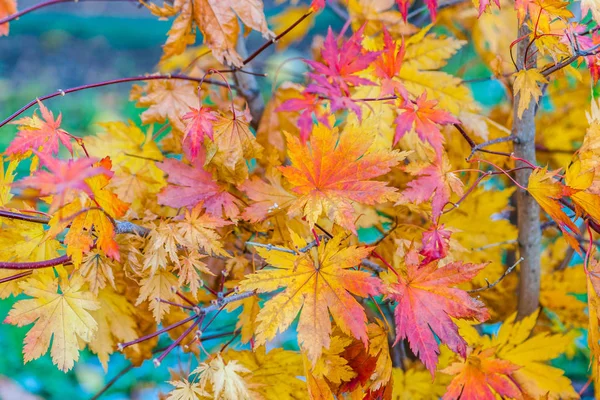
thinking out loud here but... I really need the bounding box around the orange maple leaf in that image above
[381,248,489,375]
[280,123,408,234]
[441,347,523,400]
[527,167,579,250]
[394,93,459,156]
[0,0,16,36]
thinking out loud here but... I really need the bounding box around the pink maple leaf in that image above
[157,156,241,220]
[305,25,380,97]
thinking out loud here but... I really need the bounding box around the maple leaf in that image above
[193,354,251,400]
[181,106,219,160]
[47,157,128,266]
[136,269,179,322]
[166,379,208,400]
[372,27,408,98]
[277,90,330,143]
[222,347,306,399]
[527,167,579,249]
[419,223,452,264]
[441,347,522,400]
[176,203,230,254]
[240,168,296,223]
[394,93,459,156]
[587,255,600,398]
[4,274,100,372]
[399,155,464,222]
[513,69,548,119]
[148,0,273,66]
[6,100,74,157]
[16,153,111,212]
[85,121,165,213]
[0,0,16,36]
[134,79,198,132]
[391,361,449,399]
[475,0,501,15]
[0,156,18,206]
[450,310,578,399]
[381,248,489,375]
[88,287,138,371]
[280,123,408,233]
[204,108,263,183]
[157,156,242,220]
[305,26,379,97]
[238,233,381,364]
[396,0,438,21]
[80,249,117,295]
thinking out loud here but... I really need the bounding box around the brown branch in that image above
[0,74,233,129]
[513,23,542,320]
[468,257,524,293]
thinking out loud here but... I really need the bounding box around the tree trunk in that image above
[512,23,542,319]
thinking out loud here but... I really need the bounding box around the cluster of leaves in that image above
[4,0,600,398]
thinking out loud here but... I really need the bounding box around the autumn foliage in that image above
[3,0,600,398]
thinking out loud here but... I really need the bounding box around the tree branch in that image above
[233,33,266,129]
[0,74,233,129]
[468,257,523,293]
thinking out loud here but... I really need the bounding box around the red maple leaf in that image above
[396,0,438,20]
[6,100,74,157]
[181,106,219,160]
[382,249,489,375]
[394,93,459,157]
[420,223,451,264]
[305,25,379,97]
[373,27,408,98]
[156,156,241,220]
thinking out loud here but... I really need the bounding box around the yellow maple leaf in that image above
[513,68,548,119]
[134,79,198,132]
[193,354,251,400]
[238,233,380,364]
[4,274,100,372]
[453,310,577,399]
[0,156,18,206]
[587,254,600,398]
[392,362,449,400]
[136,268,179,322]
[88,287,138,371]
[222,347,307,400]
[86,121,165,214]
[205,109,263,184]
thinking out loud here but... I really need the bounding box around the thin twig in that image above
[468,257,524,293]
